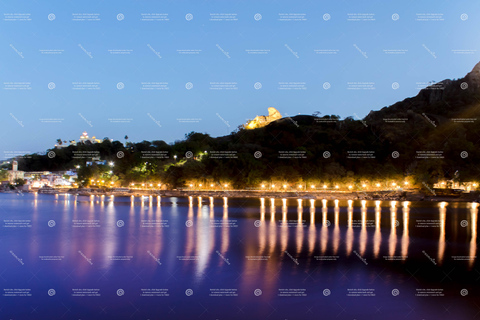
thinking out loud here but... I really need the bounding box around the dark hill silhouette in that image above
[9,63,480,189]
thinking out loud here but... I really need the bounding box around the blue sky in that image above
[1,0,479,158]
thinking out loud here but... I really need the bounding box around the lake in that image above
[0,193,478,319]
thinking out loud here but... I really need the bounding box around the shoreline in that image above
[12,188,480,203]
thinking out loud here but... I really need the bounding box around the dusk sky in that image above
[1,0,479,159]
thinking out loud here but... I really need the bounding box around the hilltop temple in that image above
[55,131,102,148]
[245,107,282,129]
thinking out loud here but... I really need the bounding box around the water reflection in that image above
[373,201,381,258]
[438,202,447,265]
[389,201,397,258]
[401,202,410,260]
[18,196,480,293]
[470,203,478,269]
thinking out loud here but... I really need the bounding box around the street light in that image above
[109,162,114,167]
[261,184,265,188]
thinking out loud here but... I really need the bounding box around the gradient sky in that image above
[1,0,479,159]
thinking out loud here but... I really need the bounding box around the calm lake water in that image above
[0,193,478,319]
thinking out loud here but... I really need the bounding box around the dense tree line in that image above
[7,72,480,190]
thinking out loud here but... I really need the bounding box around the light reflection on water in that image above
[1,194,478,319]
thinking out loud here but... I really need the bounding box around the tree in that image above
[0,170,8,181]
[13,178,26,186]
